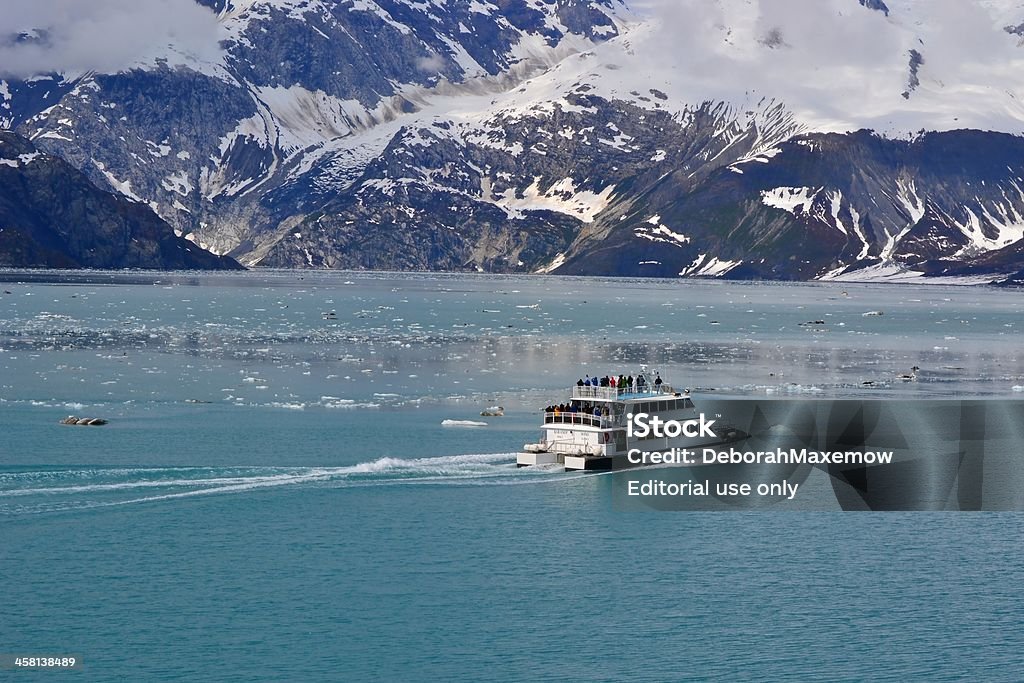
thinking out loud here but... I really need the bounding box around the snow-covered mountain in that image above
[4,0,1024,280]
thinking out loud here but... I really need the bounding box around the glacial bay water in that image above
[2,270,1023,681]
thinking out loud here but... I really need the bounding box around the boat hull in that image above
[515,451,561,467]
[518,429,750,471]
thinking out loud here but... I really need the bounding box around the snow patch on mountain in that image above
[536,251,567,274]
[818,262,997,284]
[634,216,691,246]
[162,171,194,197]
[349,0,414,35]
[761,186,821,214]
[494,177,615,223]
[679,253,742,277]
[0,151,40,168]
[92,160,143,203]
[251,85,382,153]
[955,201,1024,252]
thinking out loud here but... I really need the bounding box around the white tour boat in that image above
[518,373,747,471]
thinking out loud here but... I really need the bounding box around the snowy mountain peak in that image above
[4,0,1024,281]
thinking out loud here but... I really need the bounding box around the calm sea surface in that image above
[1,270,1022,680]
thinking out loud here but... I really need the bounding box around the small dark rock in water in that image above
[60,416,108,426]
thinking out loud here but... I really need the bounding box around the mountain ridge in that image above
[3,0,1024,281]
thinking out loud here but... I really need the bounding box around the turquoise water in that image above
[2,271,1023,680]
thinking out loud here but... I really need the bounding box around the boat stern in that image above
[517,449,562,467]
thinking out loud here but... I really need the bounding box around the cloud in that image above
[610,0,1024,134]
[0,0,222,79]
[415,53,446,73]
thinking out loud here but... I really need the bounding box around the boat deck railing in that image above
[571,384,682,401]
[543,412,625,429]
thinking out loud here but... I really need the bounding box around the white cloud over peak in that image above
[618,0,1024,134]
[0,0,222,79]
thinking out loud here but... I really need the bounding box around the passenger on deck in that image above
[627,375,634,391]
[637,374,646,390]
[577,378,584,386]
[654,374,663,387]
[618,375,626,391]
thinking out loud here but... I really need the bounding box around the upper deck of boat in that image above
[571,384,685,403]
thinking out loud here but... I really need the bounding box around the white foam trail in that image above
[0,474,314,497]
[0,452,602,514]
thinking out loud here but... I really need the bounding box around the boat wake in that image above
[0,453,597,516]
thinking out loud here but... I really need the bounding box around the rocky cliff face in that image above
[4,0,1024,281]
[256,97,803,272]
[557,129,1024,281]
[0,132,242,269]
[4,0,627,263]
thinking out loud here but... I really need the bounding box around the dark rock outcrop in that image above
[0,132,243,269]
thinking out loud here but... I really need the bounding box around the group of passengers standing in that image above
[545,402,610,419]
[542,372,667,423]
[576,373,662,391]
